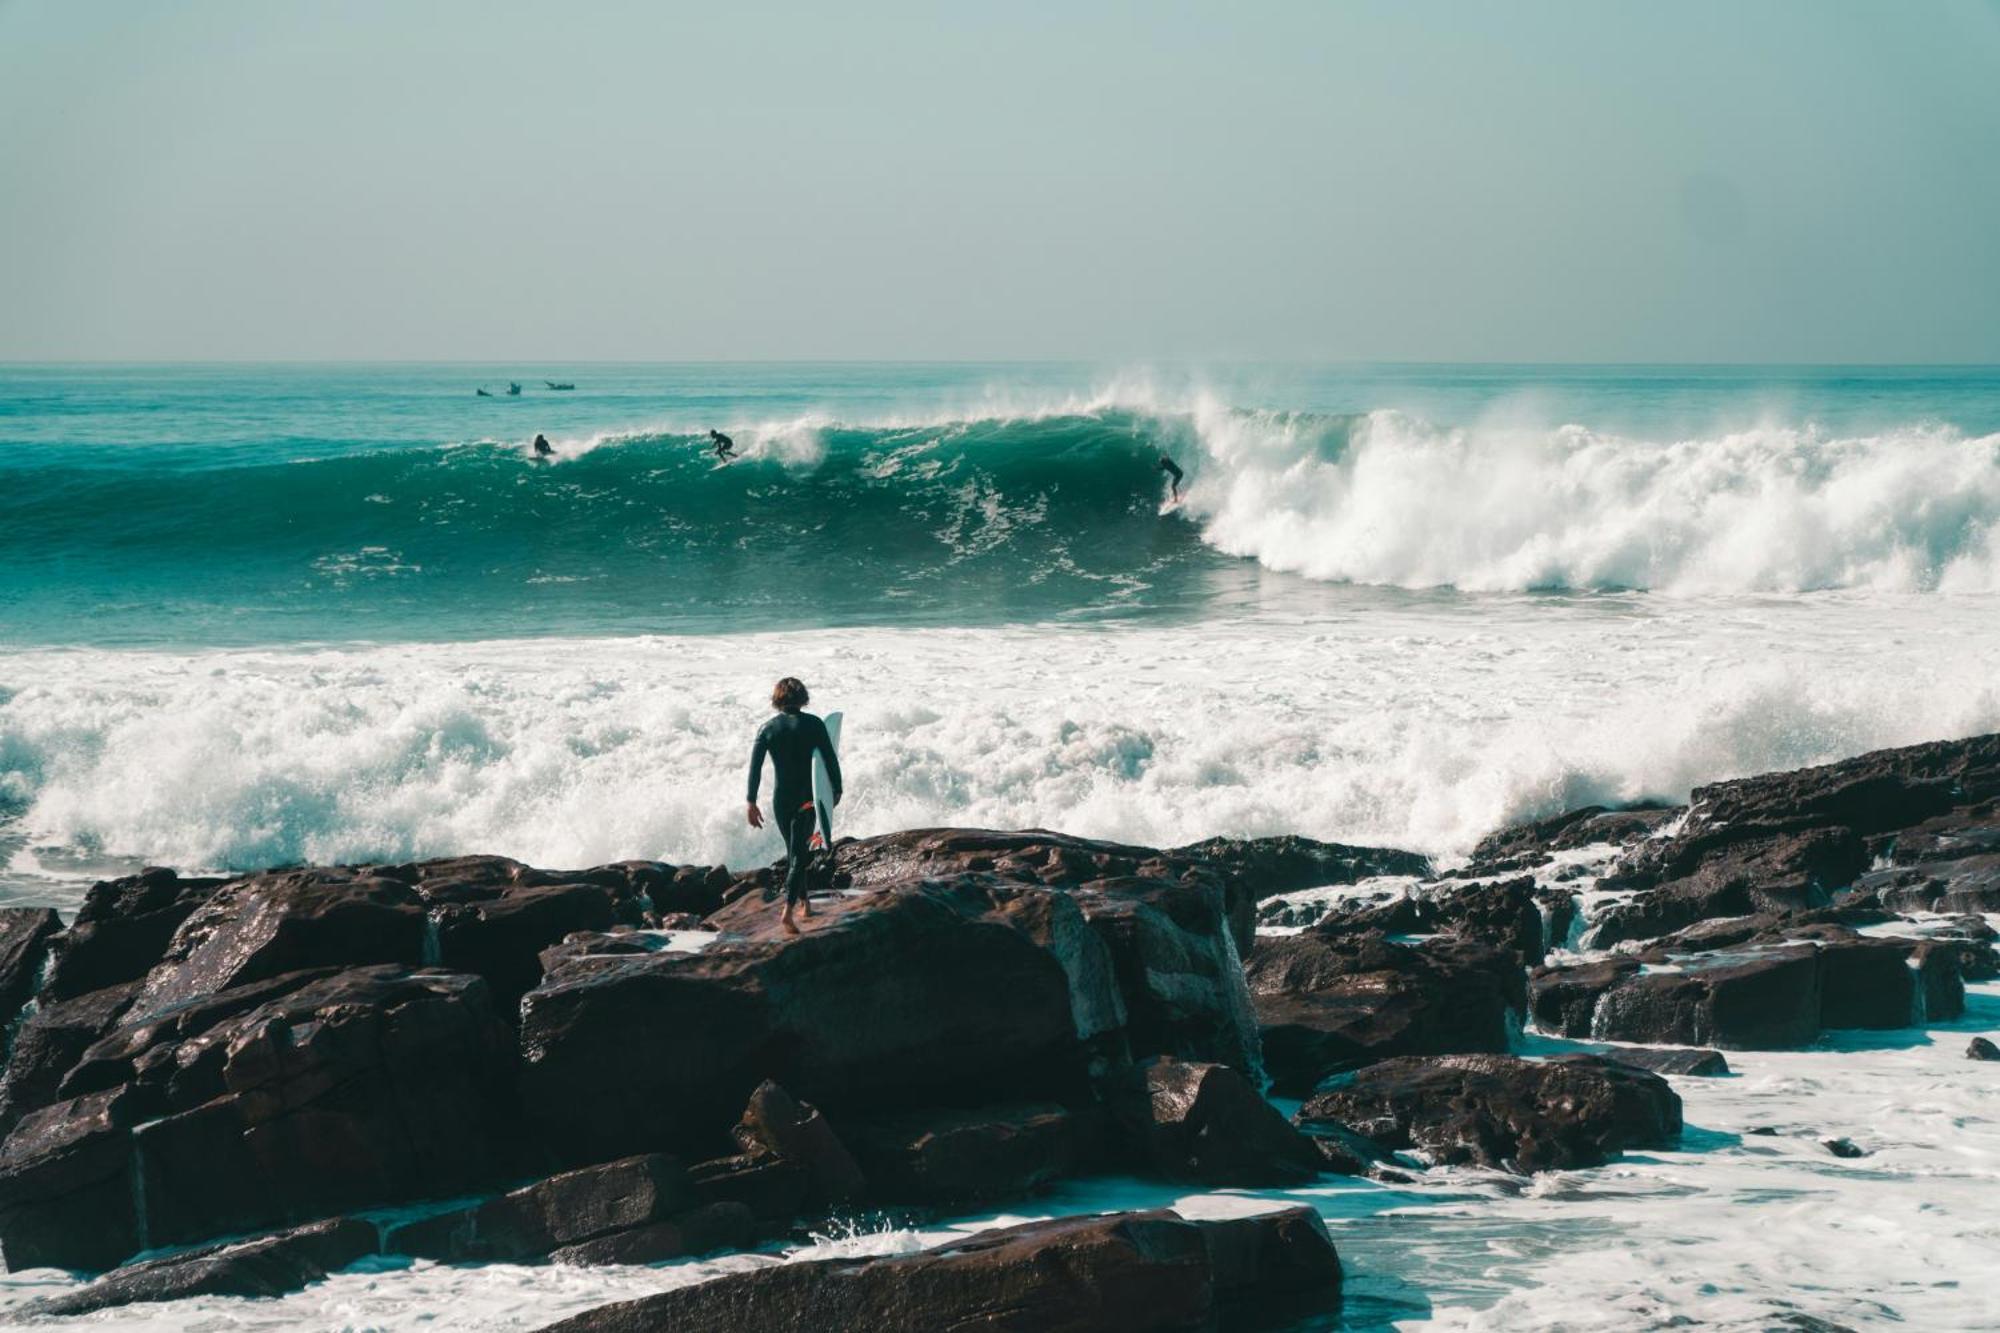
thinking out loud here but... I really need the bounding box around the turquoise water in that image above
[5,363,1998,647]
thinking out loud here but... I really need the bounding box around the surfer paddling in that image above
[1157,453,1184,501]
[532,433,554,456]
[709,429,738,462]
[746,676,842,935]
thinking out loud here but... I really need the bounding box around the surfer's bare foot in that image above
[780,909,800,936]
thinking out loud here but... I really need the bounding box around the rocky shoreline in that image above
[0,734,1994,1327]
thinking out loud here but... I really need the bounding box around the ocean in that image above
[2,363,1998,1329]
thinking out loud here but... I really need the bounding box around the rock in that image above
[1124,1057,1321,1187]
[1294,1117,1405,1176]
[41,868,228,1002]
[1967,1037,1999,1061]
[0,1087,143,1270]
[1863,854,2000,915]
[27,1217,378,1316]
[0,965,516,1270]
[434,881,641,1010]
[840,1102,1087,1205]
[1528,957,1642,1038]
[131,870,428,1013]
[685,1152,809,1223]
[1822,1137,1869,1159]
[1582,736,2000,947]
[1169,834,1431,901]
[1066,875,1263,1075]
[522,876,1122,1168]
[1468,804,1678,865]
[535,1206,1341,1333]
[731,1080,866,1208]
[1314,877,1550,962]
[550,1201,757,1265]
[1600,1047,1731,1077]
[1247,931,1514,1096]
[0,907,60,1029]
[0,981,139,1133]
[385,1153,694,1262]
[1297,1054,1682,1173]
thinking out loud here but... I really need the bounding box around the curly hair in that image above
[771,677,809,711]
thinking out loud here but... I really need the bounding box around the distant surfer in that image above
[532,433,554,456]
[746,676,842,935]
[709,429,738,462]
[1157,453,1184,501]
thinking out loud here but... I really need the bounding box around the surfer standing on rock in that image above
[746,676,842,935]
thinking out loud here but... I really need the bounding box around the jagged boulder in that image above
[0,965,515,1271]
[838,1102,1089,1206]
[0,907,60,1028]
[536,1206,1341,1333]
[522,876,1123,1167]
[384,1153,695,1262]
[1298,1054,1681,1173]
[40,868,229,1002]
[26,1217,378,1317]
[1246,931,1514,1096]
[1121,1057,1320,1187]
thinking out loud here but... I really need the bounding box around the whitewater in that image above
[3,363,2000,1328]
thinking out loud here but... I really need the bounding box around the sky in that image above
[1,0,1997,363]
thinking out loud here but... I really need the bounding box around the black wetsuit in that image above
[710,430,737,460]
[747,710,842,906]
[533,435,553,456]
[1158,455,1184,492]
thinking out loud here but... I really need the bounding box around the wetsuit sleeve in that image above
[746,724,768,803]
[816,717,843,802]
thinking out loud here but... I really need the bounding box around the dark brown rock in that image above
[0,907,60,1030]
[41,868,228,1002]
[1124,1057,1321,1187]
[731,1080,866,1207]
[1298,1054,1682,1173]
[384,1153,693,1261]
[535,1206,1341,1333]
[1600,1046,1731,1077]
[839,1102,1085,1206]
[550,1201,757,1266]
[685,1152,809,1223]
[0,980,140,1133]
[1247,931,1514,1096]
[27,1217,379,1316]
[434,881,639,1011]
[1967,1037,1999,1061]
[522,877,1120,1168]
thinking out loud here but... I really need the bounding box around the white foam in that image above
[2,596,1996,906]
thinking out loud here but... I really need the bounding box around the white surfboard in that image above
[810,711,842,849]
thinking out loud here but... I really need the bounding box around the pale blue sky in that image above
[2,0,1997,361]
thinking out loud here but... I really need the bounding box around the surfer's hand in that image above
[746,803,763,829]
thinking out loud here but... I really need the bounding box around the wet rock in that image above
[434,881,643,1011]
[522,876,1120,1168]
[0,907,60,1030]
[1865,853,2000,915]
[1292,1116,1406,1176]
[731,1080,866,1208]
[1316,877,1550,963]
[385,1153,694,1262]
[0,965,516,1270]
[1297,1054,1682,1173]
[1601,1046,1731,1077]
[1247,931,1513,1097]
[27,1217,378,1316]
[685,1152,809,1223]
[1534,946,1823,1049]
[1123,1057,1320,1187]
[0,980,140,1133]
[840,1101,1086,1205]
[1066,874,1262,1074]
[1821,1137,1869,1159]
[1469,804,1679,865]
[1967,1037,1999,1061]
[0,1086,143,1270]
[41,868,229,1002]
[550,1201,757,1266]
[1170,834,1431,902]
[1528,957,1642,1038]
[537,1206,1341,1333]
[132,870,428,1013]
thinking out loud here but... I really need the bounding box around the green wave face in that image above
[0,411,1236,645]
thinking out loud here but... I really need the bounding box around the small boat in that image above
[475,388,494,397]
[507,382,522,396]
[545,381,575,391]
